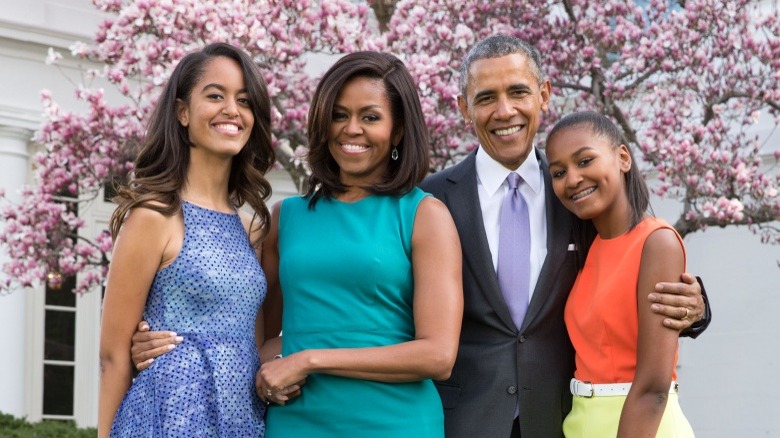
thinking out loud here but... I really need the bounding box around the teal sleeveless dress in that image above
[265,188,444,437]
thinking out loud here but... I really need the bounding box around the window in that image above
[42,275,77,420]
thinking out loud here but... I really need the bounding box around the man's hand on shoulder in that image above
[648,272,707,332]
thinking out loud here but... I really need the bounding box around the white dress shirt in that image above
[475,146,548,302]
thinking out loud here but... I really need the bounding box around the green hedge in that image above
[0,412,96,437]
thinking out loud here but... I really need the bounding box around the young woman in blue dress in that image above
[99,43,276,437]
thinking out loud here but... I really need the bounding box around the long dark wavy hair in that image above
[546,111,650,267]
[109,43,274,247]
[305,51,430,208]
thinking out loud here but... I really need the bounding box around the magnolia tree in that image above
[0,0,373,293]
[1,0,779,294]
[385,0,780,239]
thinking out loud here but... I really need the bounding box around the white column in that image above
[0,125,33,417]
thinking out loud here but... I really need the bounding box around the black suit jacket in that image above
[420,149,578,438]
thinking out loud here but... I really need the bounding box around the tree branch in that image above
[551,81,591,93]
[562,0,577,22]
[618,66,660,93]
[273,143,309,195]
[702,91,779,127]
[610,104,639,145]
[673,204,780,239]
[64,232,103,250]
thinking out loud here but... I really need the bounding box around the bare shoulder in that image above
[413,196,458,243]
[238,209,253,225]
[415,195,452,221]
[642,227,683,257]
[116,204,182,267]
[267,200,283,231]
[237,209,255,234]
[640,227,684,277]
[121,205,176,235]
[269,200,283,217]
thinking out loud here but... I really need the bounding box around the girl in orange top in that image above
[546,111,694,437]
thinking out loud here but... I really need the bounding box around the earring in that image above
[391,147,399,161]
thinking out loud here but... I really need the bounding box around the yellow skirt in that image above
[563,393,694,437]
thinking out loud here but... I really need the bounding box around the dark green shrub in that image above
[0,412,96,437]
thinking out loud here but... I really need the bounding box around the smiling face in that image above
[458,53,551,170]
[546,125,633,233]
[176,56,253,159]
[328,76,400,187]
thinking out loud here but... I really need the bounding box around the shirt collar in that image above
[475,146,543,197]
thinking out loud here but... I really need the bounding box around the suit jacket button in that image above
[507,385,517,394]
[518,335,527,343]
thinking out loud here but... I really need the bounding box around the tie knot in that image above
[506,172,521,190]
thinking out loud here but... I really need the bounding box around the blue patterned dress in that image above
[110,201,267,437]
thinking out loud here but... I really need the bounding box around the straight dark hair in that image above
[547,111,650,267]
[305,51,429,208]
[110,43,274,247]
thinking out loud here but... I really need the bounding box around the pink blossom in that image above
[1,0,779,294]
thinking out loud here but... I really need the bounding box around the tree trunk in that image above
[371,0,399,33]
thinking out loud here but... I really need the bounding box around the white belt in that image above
[570,378,679,398]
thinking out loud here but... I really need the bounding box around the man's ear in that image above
[176,98,189,127]
[539,80,552,113]
[457,95,471,126]
[617,144,632,173]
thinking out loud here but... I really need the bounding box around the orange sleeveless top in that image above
[564,217,686,383]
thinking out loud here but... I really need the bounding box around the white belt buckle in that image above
[582,381,594,398]
[571,379,594,398]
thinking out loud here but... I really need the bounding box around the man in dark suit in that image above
[419,35,709,438]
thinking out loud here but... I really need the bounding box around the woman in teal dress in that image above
[256,51,463,437]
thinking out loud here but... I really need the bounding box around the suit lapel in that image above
[445,153,517,331]
[520,150,573,332]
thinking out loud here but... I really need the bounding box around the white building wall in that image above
[0,0,108,426]
[679,227,780,437]
[0,127,33,417]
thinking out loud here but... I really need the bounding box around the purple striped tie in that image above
[497,172,530,330]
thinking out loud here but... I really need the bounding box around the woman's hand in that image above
[255,353,308,405]
[130,321,183,371]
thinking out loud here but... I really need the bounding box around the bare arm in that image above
[257,197,463,394]
[255,202,283,366]
[260,201,283,341]
[618,228,684,437]
[98,208,176,437]
[239,209,268,356]
[253,202,304,404]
